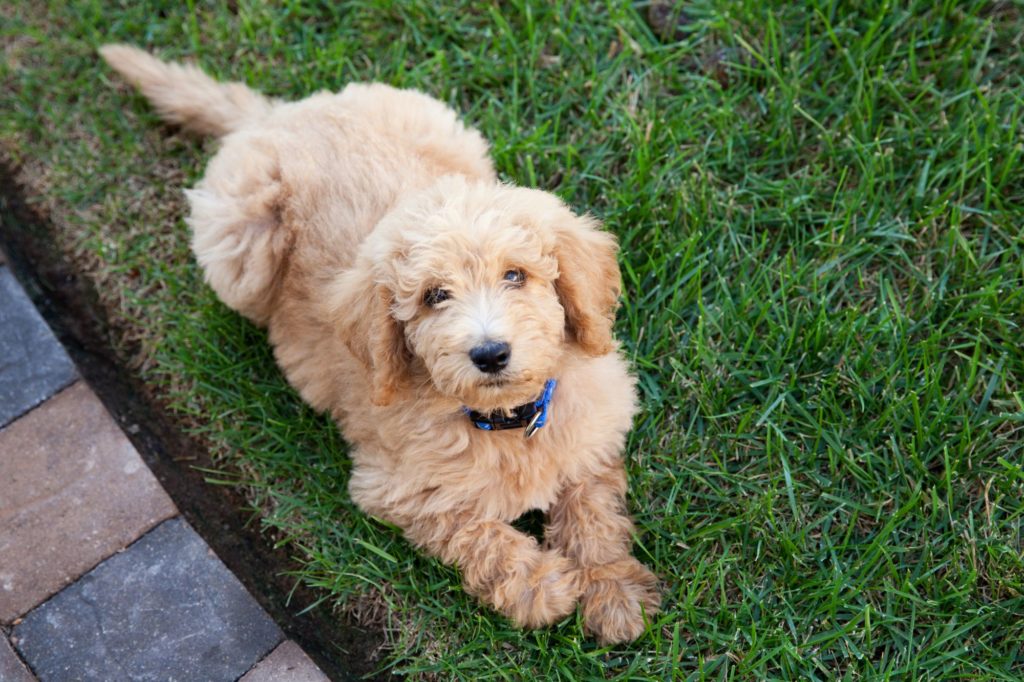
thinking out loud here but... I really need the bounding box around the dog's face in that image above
[334,179,621,412]
[397,215,566,411]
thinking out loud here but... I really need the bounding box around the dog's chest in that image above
[465,431,574,519]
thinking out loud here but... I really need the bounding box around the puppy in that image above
[100,44,660,643]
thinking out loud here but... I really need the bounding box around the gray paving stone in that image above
[12,518,282,682]
[0,382,177,623]
[240,640,329,682]
[0,267,76,428]
[0,636,35,682]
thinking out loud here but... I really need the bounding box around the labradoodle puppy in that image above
[100,44,660,643]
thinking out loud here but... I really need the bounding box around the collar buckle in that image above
[524,410,543,439]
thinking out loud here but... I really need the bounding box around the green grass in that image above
[3,0,1024,678]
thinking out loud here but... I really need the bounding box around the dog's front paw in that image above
[491,551,583,628]
[581,558,661,644]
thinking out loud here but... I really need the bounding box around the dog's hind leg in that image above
[101,45,289,326]
[544,465,662,644]
[185,131,292,326]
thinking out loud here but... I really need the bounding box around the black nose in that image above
[469,341,511,374]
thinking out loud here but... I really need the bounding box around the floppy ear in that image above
[552,216,622,356]
[332,266,409,406]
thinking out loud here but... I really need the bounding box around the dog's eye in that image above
[503,269,526,286]
[423,287,451,307]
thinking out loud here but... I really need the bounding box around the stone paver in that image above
[13,517,283,682]
[241,640,330,682]
[0,636,35,682]
[0,382,177,623]
[0,254,329,679]
[0,267,77,428]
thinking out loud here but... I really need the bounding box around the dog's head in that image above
[331,177,620,411]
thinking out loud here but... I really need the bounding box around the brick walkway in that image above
[0,251,330,681]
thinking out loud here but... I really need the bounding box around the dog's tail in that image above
[99,44,275,137]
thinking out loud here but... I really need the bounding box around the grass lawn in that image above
[3,0,1024,678]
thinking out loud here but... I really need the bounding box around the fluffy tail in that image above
[99,44,274,137]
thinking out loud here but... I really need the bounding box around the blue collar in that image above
[464,379,557,438]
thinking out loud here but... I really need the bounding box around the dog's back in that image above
[100,46,495,327]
